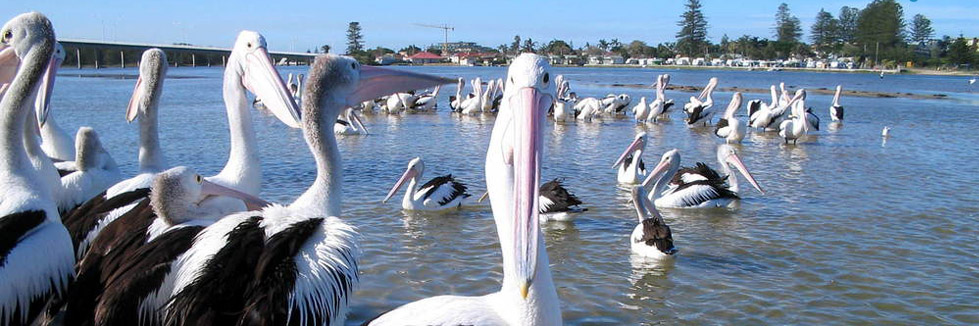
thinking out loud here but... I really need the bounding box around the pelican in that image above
[56,127,123,211]
[830,85,844,121]
[646,74,674,122]
[574,97,601,122]
[629,186,677,259]
[632,96,649,122]
[552,77,573,122]
[538,178,585,222]
[714,92,746,143]
[460,77,483,115]
[62,32,303,324]
[601,93,631,114]
[383,157,472,210]
[449,77,464,111]
[481,78,496,112]
[882,126,890,138]
[778,89,809,144]
[970,77,976,85]
[366,53,562,326]
[0,12,74,326]
[155,55,452,326]
[612,132,648,184]
[684,77,718,126]
[411,85,440,111]
[748,85,780,129]
[37,42,75,161]
[335,107,369,135]
[641,145,764,208]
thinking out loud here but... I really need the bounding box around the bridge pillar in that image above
[94,49,99,69]
[192,53,196,67]
[75,48,81,69]
[120,51,125,68]
[222,56,226,66]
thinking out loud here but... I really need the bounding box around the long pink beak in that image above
[726,153,765,194]
[35,55,61,127]
[511,87,549,299]
[612,135,644,169]
[245,47,302,128]
[349,65,455,105]
[200,179,270,210]
[126,75,145,122]
[640,159,671,189]
[383,167,417,203]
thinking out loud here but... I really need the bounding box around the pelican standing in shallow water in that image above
[383,157,472,210]
[778,89,809,144]
[647,74,674,122]
[641,145,765,208]
[714,92,747,143]
[335,107,369,135]
[612,132,648,184]
[830,85,844,122]
[684,77,718,126]
[629,186,677,259]
[0,12,74,326]
[366,53,562,326]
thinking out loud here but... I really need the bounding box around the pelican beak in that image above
[125,75,145,123]
[640,158,672,189]
[200,179,270,211]
[510,87,550,300]
[383,166,417,203]
[348,65,454,106]
[0,47,18,84]
[477,191,489,203]
[35,55,61,127]
[244,47,302,128]
[726,153,764,194]
[351,110,369,135]
[612,135,644,169]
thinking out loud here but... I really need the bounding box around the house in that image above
[674,57,691,65]
[450,52,495,66]
[603,54,625,65]
[710,58,724,66]
[691,57,706,66]
[406,51,443,64]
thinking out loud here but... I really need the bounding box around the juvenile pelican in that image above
[612,132,648,184]
[383,157,472,210]
[629,186,677,259]
[366,53,562,326]
[714,92,746,143]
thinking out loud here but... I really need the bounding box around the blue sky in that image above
[10,0,978,53]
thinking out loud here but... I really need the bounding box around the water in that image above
[49,65,979,325]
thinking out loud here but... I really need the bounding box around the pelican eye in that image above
[542,73,549,84]
[246,42,252,48]
[195,175,203,184]
[1,31,10,43]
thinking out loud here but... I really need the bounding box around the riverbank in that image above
[610,83,949,100]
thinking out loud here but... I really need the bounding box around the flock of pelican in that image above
[0,10,879,326]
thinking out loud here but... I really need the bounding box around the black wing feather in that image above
[539,178,584,213]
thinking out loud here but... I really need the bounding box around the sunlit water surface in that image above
[49,65,979,325]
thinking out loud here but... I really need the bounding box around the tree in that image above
[855,0,905,49]
[774,3,802,43]
[346,22,364,53]
[522,38,537,53]
[909,14,933,44]
[676,0,708,56]
[320,44,331,54]
[542,40,573,55]
[400,45,421,55]
[810,9,840,54]
[947,36,974,65]
[511,35,521,54]
[838,6,859,44]
[597,39,609,51]
[626,40,655,58]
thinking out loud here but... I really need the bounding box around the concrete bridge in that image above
[59,39,318,69]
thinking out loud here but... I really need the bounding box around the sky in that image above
[8,0,979,53]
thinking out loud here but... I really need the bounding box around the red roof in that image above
[408,51,442,59]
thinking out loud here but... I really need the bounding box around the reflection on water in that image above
[47,66,979,325]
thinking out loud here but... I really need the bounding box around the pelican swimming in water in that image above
[383,157,472,210]
[641,145,764,208]
[411,85,440,111]
[366,53,562,326]
[830,85,844,122]
[538,178,586,222]
[335,107,369,135]
[714,92,747,143]
[629,186,677,259]
[0,12,74,326]
[684,77,718,126]
[612,132,648,184]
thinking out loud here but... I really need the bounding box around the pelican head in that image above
[151,166,270,224]
[612,132,647,169]
[126,48,167,122]
[716,144,764,194]
[641,148,681,189]
[0,12,55,121]
[229,31,302,128]
[74,127,110,172]
[496,53,555,299]
[630,186,677,256]
[699,77,718,99]
[383,157,423,203]
[723,92,743,119]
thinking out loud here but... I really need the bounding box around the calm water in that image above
[49,65,979,325]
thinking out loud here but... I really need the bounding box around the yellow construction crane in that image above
[414,23,454,55]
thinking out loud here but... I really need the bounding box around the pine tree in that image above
[838,6,860,44]
[774,3,802,43]
[947,36,973,65]
[345,22,364,53]
[855,0,905,48]
[675,0,708,56]
[909,14,934,44]
[810,9,840,54]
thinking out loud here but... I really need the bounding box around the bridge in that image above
[59,39,318,69]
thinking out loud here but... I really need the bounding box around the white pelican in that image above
[411,85,440,111]
[641,145,764,208]
[366,53,562,326]
[748,85,780,129]
[778,82,791,107]
[632,96,649,122]
[449,77,465,111]
[37,42,74,161]
[56,127,123,211]
[714,92,747,143]
[970,77,976,85]
[778,89,809,144]
[335,107,369,135]
[0,12,74,326]
[882,126,890,138]
[646,74,674,122]
[684,77,718,126]
[460,77,483,115]
[601,93,631,114]
[62,32,303,324]
[538,178,585,222]
[574,97,601,121]
[830,85,844,122]
[481,78,496,112]
[383,157,472,210]
[612,132,648,184]
[155,55,452,326]
[629,186,677,259]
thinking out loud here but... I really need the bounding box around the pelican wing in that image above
[419,175,471,207]
[539,178,584,213]
[715,118,731,138]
